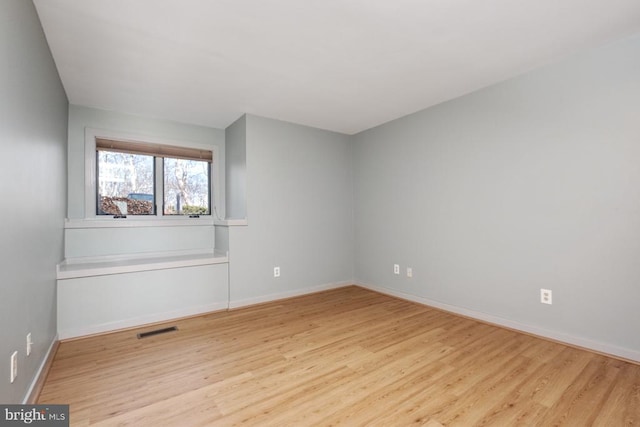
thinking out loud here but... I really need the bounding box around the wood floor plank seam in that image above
[38,286,640,426]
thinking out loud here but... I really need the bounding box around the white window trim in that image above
[84,127,221,225]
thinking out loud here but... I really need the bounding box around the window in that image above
[95,137,212,217]
[97,151,155,215]
[163,158,210,215]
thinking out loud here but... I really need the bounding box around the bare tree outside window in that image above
[97,151,154,215]
[96,140,212,217]
[163,158,210,215]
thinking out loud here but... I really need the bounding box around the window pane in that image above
[163,158,210,215]
[97,151,155,215]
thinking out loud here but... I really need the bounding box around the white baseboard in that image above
[58,302,228,340]
[22,334,58,404]
[59,281,352,339]
[228,281,352,309]
[357,282,640,363]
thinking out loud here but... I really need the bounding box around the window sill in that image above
[214,218,248,227]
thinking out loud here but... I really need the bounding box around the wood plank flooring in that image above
[38,286,640,426]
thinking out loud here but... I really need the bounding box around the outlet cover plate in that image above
[541,289,552,305]
[10,351,17,383]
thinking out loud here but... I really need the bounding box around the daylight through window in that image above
[163,158,210,215]
[96,138,212,217]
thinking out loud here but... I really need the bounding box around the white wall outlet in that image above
[541,289,552,305]
[407,267,413,278]
[26,333,32,356]
[10,351,17,383]
[394,264,400,275]
[273,266,280,278]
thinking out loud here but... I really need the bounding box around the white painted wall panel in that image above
[57,264,229,339]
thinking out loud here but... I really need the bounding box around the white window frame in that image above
[84,127,220,225]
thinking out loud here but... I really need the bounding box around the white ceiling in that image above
[34,0,640,135]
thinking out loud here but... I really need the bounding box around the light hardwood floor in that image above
[39,286,640,426]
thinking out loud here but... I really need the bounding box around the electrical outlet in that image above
[26,333,32,356]
[407,267,413,278]
[273,266,280,278]
[10,351,17,383]
[540,289,552,305]
[394,264,400,275]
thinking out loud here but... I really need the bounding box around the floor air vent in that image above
[137,326,178,339]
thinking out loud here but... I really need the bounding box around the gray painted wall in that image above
[228,115,353,305]
[0,0,68,403]
[353,34,640,356]
[225,115,247,219]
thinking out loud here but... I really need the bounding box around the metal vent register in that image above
[137,326,178,339]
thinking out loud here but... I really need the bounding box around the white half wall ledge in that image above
[228,281,352,309]
[57,250,228,280]
[356,282,640,364]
